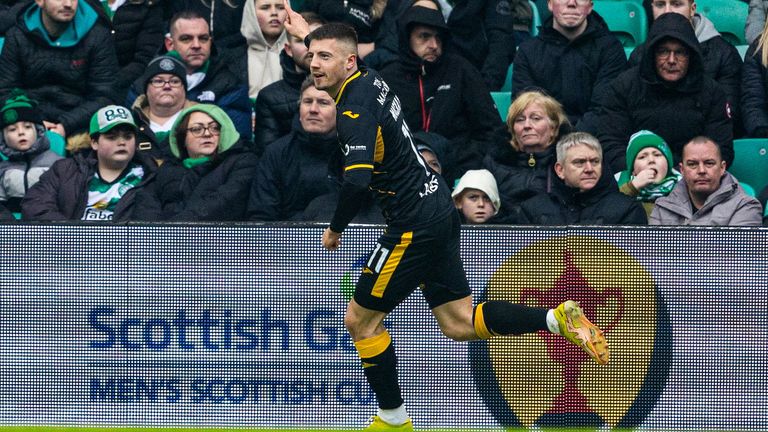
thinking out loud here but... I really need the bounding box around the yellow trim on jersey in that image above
[473,302,494,340]
[335,71,362,104]
[354,331,392,359]
[345,164,374,171]
[374,126,384,163]
[371,231,413,298]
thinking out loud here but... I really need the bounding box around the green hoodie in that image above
[23,0,99,48]
[169,104,241,160]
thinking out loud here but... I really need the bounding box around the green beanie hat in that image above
[0,89,42,129]
[617,130,675,186]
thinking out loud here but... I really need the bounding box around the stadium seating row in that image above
[490,90,768,198]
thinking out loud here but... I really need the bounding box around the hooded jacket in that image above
[596,12,734,173]
[0,0,119,134]
[510,158,647,225]
[247,116,338,221]
[238,0,287,99]
[379,5,506,185]
[650,171,762,226]
[253,50,308,155]
[0,125,63,213]
[133,104,258,221]
[628,13,743,135]
[513,12,627,132]
[21,148,157,221]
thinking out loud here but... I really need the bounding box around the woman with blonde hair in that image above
[483,90,570,223]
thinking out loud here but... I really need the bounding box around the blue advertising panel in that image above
[0,224,765,430]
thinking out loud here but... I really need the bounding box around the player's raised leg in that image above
[431,297,609,365]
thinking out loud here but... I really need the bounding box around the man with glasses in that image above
[595,12,733,173]
[513,0,626,132]
[630,0,742,137]
[131,55,197,164]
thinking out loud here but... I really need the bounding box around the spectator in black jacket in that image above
[513,1,626,132]
[22,105,156,221]
[595,12,733,173]
[106,0,164,100]
[253,11,325,154]
[131,55,197,164]
[133,104,258,221]
[164,0,246,58]
[484,90,571,223]
[447,0,516,91]
[741,20,768,137]
[632,0,743,137]
[248,79,338,221]
[379,5,506,185]
[0,0,119,142]
[511,132,647,225]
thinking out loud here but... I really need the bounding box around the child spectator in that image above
[21,105,156,221]
[0,91,63,215]
[451,169,500,224]
[615,130,682,217]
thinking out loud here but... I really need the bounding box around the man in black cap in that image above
[379,4,505,186]
[130,55,196,164]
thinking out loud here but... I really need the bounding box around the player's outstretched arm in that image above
[322,227,342,251]
[283,0,311,41]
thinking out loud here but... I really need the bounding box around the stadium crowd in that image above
[0,0,764,226]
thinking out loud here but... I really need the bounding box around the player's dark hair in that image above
[309,22,358,49]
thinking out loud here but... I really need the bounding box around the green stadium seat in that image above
[501,63,513,92]
[740,182,757,198]
[592,0,648,48]
[624,46,634,59]
[696,0,748,46]
[736,44,749,60]
[730,138,768,195]
[490,91,512,121]
[529,0,541,37]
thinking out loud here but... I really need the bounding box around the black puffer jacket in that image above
[513,12,627,132]
[0,0,119,134]
[741,40,768,136]
[247,118,338,221]
[111,0,164,96]
[595,13,733,173]
[483,140,558,224]
[379,5,506,184]
[253,50,307,155]
[510,160,647,225]
[21,151,157,221]
[447,0,516,91]
[133,144,258,221]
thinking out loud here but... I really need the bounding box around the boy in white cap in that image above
[21,105,156,221]
[451,169,500,224]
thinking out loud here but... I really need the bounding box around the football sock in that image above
[354,330,404,409]
[378,404,409,426]
[473,301,549,338]
[546,309,560,334]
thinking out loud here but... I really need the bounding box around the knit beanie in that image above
[0,89,42,129]
[451,169,501,214]
[141,55,188,92]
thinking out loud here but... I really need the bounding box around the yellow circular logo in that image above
[470,235,671,428]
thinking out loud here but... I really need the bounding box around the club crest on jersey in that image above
[342,110,360,119]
